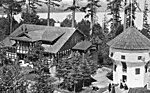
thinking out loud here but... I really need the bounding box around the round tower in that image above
[107,27,150,88]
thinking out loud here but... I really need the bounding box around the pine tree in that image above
[80,0,101,36]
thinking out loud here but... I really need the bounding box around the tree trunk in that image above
[9,14,13,34]
[124,0,127,31]
[72,0,75,27]
[90,0,94,36]
[47,0,50,26]
[74,83,76,93]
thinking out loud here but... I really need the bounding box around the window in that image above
[121,55,125,59]
[145,65,148,73]
[121,62,127,72]
[135,68,140,74]
[114,65,117,71]
[138,56,142,60]
[110,52,114,57]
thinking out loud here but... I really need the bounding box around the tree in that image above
[64,0,80,27]
[61,18,76,27]
[77,19,90,37]
[37,18,56,26]
[1,0,24,34]
[44,0,61,26]
[124,0,141,29]
[56,53,98,92]
[25,41,56,93]
[143,0,149,30]
[80,0,101,35]
[21,0,43,24]
[107,0,122,39]
[21,12,40,24]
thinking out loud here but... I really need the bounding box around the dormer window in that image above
[110,52,114,57]
[138,56,142,60]
[121,55,125,59]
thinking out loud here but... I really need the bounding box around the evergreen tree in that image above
[107,0,122,39]
[80,0,101,35]
[56,53,98,92]
[25,41,56,93]
[64,0,80,27]
[1,0,24,34]
[77,19,91,37]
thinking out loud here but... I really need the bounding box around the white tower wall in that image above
[110,48,150,88]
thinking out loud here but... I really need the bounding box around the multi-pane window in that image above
[16,41,29,54]
[121,55,125,59]
[135,68,140,75]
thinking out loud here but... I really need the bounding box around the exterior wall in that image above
[113,60,149,88]
[109,48,150,62]
[59,30,84,53]
[127,65,145,88]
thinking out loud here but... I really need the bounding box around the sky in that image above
[60,0,150,11]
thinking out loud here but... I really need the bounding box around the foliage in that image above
[141,28,150,39]
[77,19,91,37]
[64,0,80,27]
[143,0,149,29]
[80,0,101,35]
[56,53,98,92]
[92,23,104,40]
[25,41,56,93]
[61,18,76,27]
[37,18,56,26]
[107,0,122,39]
[21,12,40,24]
[98,42,113,65]
[1,0,24,34]
[124,0,141,28]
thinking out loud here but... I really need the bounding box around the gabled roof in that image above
[1,24,84,53]
[72,40,92,51]
[107,27,150,50]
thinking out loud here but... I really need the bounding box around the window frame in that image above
[135,68,140,75]
[121,55,125,59]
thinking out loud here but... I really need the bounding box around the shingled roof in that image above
[72,40,92,51]
[1,24,84,53]
[107,27,150,50]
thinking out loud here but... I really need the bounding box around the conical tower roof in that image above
[107,27,150,50]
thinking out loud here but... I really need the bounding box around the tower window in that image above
[114,65,117,71]
[110,52,114,57]
[138,56,142,60]
[121,62,127,72]
[135,68,140,75]
[145,65,148,73]
[121,55,125,59]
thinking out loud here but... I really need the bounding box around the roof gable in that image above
[1,24,84,53]
[107,27,150,50]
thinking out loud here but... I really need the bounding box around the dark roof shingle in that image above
[107,27,150,50]
[72,40,92,51]
[1,24,83,53]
